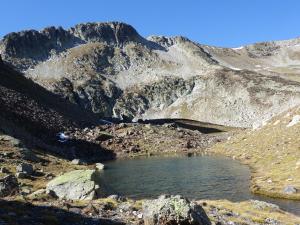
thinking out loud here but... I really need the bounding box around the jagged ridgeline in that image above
[2,22,300,127]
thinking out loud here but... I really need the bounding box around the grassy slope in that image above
[210,105,300,200]
[201,199,300,224]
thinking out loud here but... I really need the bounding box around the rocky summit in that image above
[2,22,300,127]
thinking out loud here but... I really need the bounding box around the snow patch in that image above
[287,115,300,127]
[232,46,244,50]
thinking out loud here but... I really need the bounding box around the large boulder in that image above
[142,195,211,225]
[46,170,101,200]
[0,175,19,197]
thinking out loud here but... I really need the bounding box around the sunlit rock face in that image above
[2,22,300,127]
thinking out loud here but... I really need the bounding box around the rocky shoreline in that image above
[1,121,300,224]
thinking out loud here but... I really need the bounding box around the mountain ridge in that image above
[2,21,300,127]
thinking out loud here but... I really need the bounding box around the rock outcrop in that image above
[46,170,102,200]
[0,175,18,197]
[2,22,300,127]
[142,195,211,225]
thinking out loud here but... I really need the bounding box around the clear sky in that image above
[1,0,300,47]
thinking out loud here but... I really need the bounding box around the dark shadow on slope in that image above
[0,199,125,225]
[0,62,116,161]
[0,62,99,127]
[138,118,236,134]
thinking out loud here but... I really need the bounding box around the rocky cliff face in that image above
[2,22,300,127]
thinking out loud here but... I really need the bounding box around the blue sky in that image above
[1,0,300,47]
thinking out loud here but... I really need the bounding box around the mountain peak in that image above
[0,21,144,70]
[70,21,142,44]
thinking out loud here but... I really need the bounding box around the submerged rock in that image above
[142,195,211,225]
[46,170,102,200]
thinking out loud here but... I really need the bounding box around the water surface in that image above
[98,155,300,215]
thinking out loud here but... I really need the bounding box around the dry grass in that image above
[210,106,300,200]
[0,139,93,192]
[201,199,300,224]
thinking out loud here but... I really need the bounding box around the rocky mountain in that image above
[2,22,300,127]
[0,61,114,160]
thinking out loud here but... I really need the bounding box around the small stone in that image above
[283,185,297,194]
[45,173,55,180]
[95,163,105,170]
[16,163,34,175]
[107,194,126,202]
[71,159,83,165]
[107,194,119,200]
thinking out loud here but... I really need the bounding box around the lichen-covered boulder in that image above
[46,170,101,200]
[142,195,211,225]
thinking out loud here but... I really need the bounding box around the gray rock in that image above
[283,185,297,194]
[0,175,18,197]
[95,163,105,170]
[142,195,211,225]
[71,158,83,165]
[250,200,280,211]
[16,163,34,175]
[46,170,102,200]
[107,194,126,202]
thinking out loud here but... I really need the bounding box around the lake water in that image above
[98,155,300,215]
